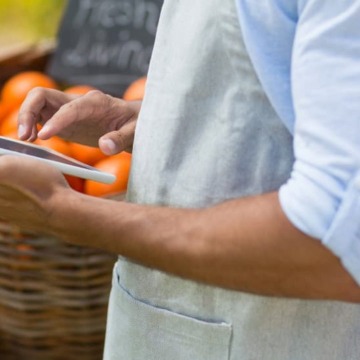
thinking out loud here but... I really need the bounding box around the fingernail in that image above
[101,139,117,154]
[37,126,48,138]
[18,124,26,138]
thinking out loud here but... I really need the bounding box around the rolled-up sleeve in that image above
[279,1,360,283]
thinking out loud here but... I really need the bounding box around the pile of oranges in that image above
[0,71,147,197]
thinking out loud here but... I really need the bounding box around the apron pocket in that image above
[103,265,232,360]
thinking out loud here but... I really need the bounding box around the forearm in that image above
[51,189,360,302]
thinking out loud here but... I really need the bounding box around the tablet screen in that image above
[0,136,116,183]
[0,137,98,170]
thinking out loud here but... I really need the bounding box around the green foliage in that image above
[0,0,67,45]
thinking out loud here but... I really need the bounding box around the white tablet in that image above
[0,136,116,184]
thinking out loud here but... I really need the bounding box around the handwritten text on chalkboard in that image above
[48,0,163,96]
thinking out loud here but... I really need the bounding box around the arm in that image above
[1,154,357,301]
[38,182,358,302]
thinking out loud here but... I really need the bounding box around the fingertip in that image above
[28,127,39,142]
[17,124,27,139]
[99,138,117,155]
[17,124,36,142]
[37,126,51,140]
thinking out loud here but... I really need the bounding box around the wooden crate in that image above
[0,41,55,87]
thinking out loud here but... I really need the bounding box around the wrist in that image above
[47,187,85,239]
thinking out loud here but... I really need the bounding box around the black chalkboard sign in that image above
[47,0,163,97]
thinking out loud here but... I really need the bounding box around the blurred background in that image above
[0,0,66,54]
[0,2,149,359]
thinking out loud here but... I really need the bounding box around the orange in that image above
[64,84,97,95]
[3,130,20,139]
[0,108,20,135]
[34,136,73,157]
[0,101,12,124]
[1,71,58,110]
[15,243,33,261]
[69,142,107,165]
[64,175,85,193]
[122,76,147,101]
[84,152,132,197]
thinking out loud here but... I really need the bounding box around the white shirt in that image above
[235,0,360,283]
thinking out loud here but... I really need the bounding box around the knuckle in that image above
[18,109,36,122]
[60,101,76,112]
[84,90,111,114]
[86,89,103,99]
[28,86,46,97]
[115,132,127,149]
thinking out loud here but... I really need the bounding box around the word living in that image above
[61,0,161,72]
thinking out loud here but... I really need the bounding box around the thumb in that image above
[99,121,136,155]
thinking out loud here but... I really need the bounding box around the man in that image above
[1,0,360,358]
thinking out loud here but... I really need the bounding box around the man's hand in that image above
[0,155,72,234]
[18,88,141,155]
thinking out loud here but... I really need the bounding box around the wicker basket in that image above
[0,222,117,360]
[0,41,122,359]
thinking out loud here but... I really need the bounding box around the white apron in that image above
[104,0,360,359]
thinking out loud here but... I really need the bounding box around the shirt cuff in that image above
[322,173,360,285]
[279,171,360,285]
